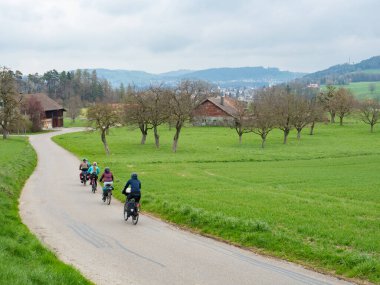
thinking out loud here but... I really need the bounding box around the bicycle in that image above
[90,175,97,193]
[80,171,90,186]
[102,185,113,205]
[124,198,139,225]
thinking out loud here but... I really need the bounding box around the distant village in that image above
[217,83,320,102]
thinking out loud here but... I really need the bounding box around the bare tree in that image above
[308,97,325,135]
[332,88,356,126]
[359,99,380,132]
[250,89,277,148]
[124,89,151,144]
[87,103,121,155]
[147,85,171,148]
[318,85,337,123]
[66,96,82,122]
[0,67,22,139]
[233,100,251,144]
[170,80,211,152]
[292,95,312,140]
[273,87,296,144]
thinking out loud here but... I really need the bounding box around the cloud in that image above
[0,0,379,74]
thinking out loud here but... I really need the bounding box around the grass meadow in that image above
[53,121,380,283]
[323,81,380,100]
[0,137,91,285]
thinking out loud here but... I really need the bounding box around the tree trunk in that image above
[141,133,147,145]
[101,130,110,156]
[310,121,315,135]
[283,129,289,144]
[339,116,343,126]
[239,133,242,144]
[139,123,147,145]
[371,124,374,133]
[154,125,160,148]
[172,122,182,152]
[297,129,301,140]
[330,111,335,123]
[2,127,8,139]
[261,133,267,148]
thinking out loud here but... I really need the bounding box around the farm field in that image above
[0,137,91,284]
[324,81,380,100]
[53,122,380,283]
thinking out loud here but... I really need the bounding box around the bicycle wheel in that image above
[92,180,96,193]
[132,213,139,225]
[124,206,128,221]
[106,191,112,205]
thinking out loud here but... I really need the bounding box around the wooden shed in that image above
[192,96,238,126]
[22,93,66,128]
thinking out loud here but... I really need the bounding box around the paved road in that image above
[20,129,353,285]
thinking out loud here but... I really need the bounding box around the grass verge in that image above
[0,137,92,285]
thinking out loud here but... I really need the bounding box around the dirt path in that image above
[20,129,353,285]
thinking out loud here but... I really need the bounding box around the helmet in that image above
[93,162,97,166]
[131,172,138,179]
[105,167,110,173]
[83,158,87,162]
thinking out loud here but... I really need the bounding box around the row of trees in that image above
[234,84,380,147]
[87,80,216,154]
[2,66,379,152]
[233,85,323,147]
[86,82,380,154]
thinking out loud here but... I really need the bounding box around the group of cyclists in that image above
[79,158,141,205]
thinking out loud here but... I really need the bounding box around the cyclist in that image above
[88,162,100,185]
[122,173,141,203]
[99,167,114,201]
[79,158,90,183]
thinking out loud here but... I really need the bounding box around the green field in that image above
[64,108,89,128]
[63,117,89,128]
[326,81,380,100]
[53,123,380,283]
[0,137,91,285]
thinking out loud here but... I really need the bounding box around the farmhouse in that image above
[22,93,65,128]
[192,96,238,126]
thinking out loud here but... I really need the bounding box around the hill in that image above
[91,67,305,88]
[303,55,380,84]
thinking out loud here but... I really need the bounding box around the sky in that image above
[0,0,379,75]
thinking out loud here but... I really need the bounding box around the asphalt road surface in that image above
[20,129,353,285]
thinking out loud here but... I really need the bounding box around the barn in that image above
[192,96,238,126]
[22,93,66,128]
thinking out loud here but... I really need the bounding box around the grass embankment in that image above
[53,122,380,283]
[0,137,91,285]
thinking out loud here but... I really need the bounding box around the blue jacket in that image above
[122,173,141,194]
[87,166,100,175]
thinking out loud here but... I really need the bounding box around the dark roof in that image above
[201,96,238,117]
[21,93,66,112]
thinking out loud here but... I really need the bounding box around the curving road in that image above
[20,129,353,285]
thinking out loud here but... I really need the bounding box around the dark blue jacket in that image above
[122,173,141,195]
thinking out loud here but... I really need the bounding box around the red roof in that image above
[199,96,238,117]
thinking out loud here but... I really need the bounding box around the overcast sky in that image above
[0,0,379,74]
